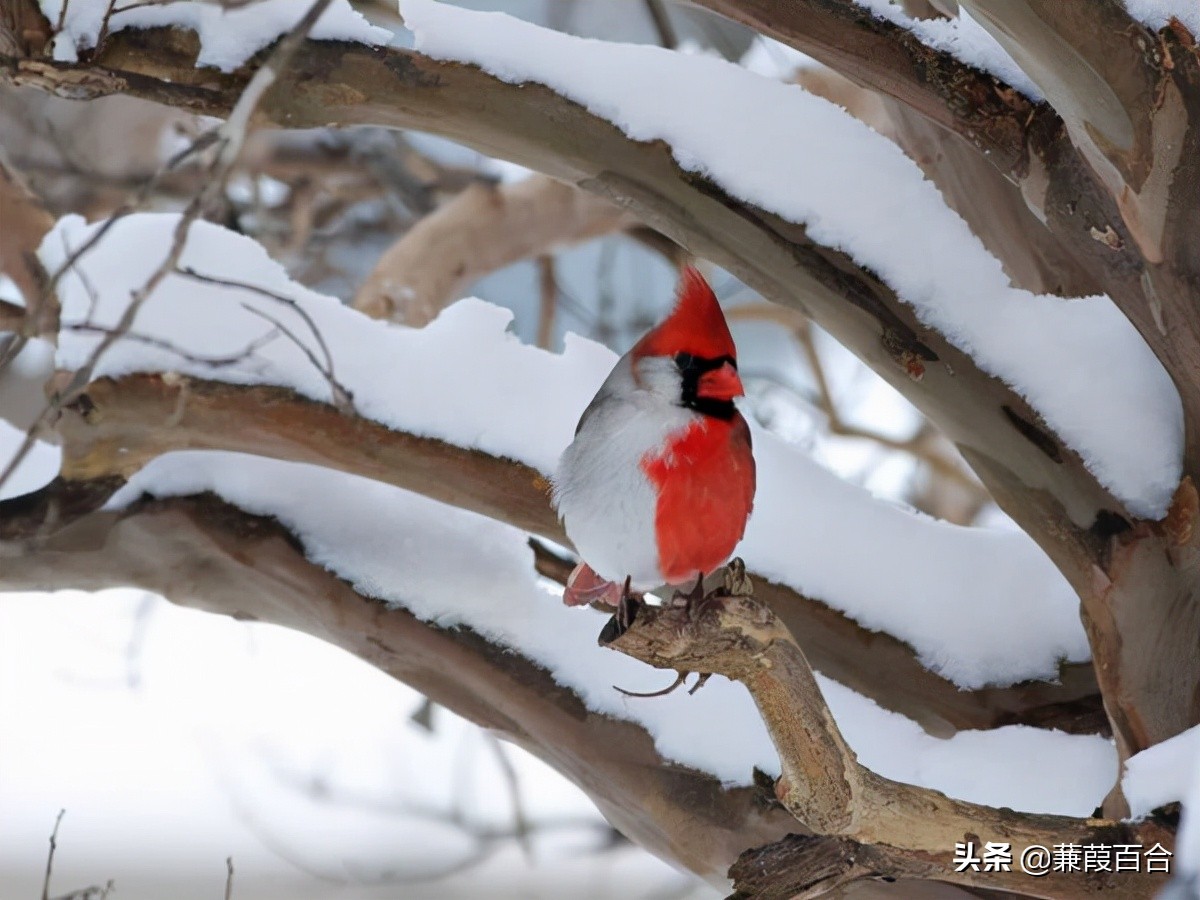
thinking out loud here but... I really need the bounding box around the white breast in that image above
[552,354,697,591]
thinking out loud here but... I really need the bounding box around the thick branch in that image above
[700,0,1200,486]
[603,578,1173,898]
[692,0,1037,175]
[354,174,637,324]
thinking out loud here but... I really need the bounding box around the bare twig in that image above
[644,0,679,49]
[62,322,280,368]
[224,856,233,900]
[484,733,532,861]
[613,670,688,698]
[239,304,353,412]
[174,265,351,411]
[41,809,65,900]
[729,303,985,496]
[50,882,115,900]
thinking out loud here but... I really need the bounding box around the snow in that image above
[852,0,1042,99]
[743,432,1089,688]
[738,37,816,80]
[1176,756,1200,883]
[403,0,1184,521]
[40,0,389,71]
[1123,0,1200,42]
[43,212,1088,689]
[1124,723,1200,819]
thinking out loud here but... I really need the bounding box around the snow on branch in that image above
[403,0,1184,520]
[40,0,389,71]
[1123,0,1200,41]
[43,212,1087,691]
[850,0,1042,98]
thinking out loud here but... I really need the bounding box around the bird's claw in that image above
[612,670,712,699]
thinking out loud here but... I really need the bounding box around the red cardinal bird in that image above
[552,266,756,610]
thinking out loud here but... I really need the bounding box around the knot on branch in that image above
[598,560,790,681]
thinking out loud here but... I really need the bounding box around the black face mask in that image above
[674,352,738,420]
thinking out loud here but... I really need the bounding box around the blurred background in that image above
[0,1,1006,897]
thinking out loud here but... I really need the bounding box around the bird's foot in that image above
[668,571,706,609]
[599,577,643,643]
[613,669,712,699]
[563,562,624,608]
[669,560,753,620]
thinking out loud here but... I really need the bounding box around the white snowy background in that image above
[3,0,1200,897]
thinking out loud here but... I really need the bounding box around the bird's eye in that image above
[674,352,693,370]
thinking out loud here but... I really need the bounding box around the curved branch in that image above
[701,0,1200,485]
[603,576,1174,898]
[692,0,1040,175]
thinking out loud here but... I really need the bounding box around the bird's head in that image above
[631,266,743,419]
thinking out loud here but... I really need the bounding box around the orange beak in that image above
[696,361,744,402]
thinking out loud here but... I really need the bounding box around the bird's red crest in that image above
[633,267,737,361]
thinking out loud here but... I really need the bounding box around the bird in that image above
[552,266,756,616]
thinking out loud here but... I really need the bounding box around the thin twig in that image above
[239,304,353,412]
[224,856,234,900]
[484,734,532,861]
[62,323,280,368]
[42,809,65,900]
[174,265,348,406]
[614,670,688,698]
[644,0,679,49]
[728,304,985,494]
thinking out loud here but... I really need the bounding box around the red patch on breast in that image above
[640,415,756,585]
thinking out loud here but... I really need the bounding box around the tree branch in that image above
[0,148,54,331]
[354,174,636,325]
[602,572,1173,897]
